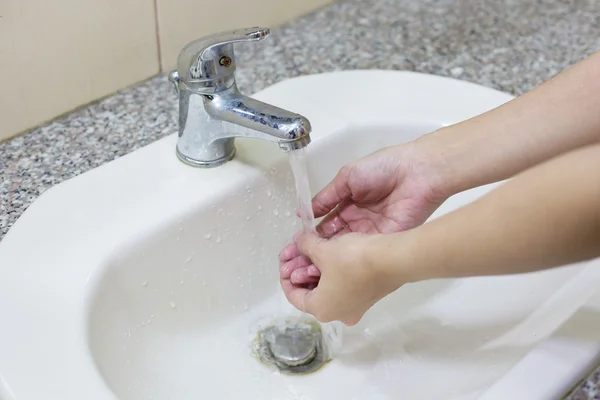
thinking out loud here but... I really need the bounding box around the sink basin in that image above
[1,70,600,400]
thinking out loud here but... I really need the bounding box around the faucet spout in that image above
[205,86,311,151]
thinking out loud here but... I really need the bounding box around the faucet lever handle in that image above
[176,27,270,84]
[198,27,270,56]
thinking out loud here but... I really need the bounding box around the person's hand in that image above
[311,142,448,238]
[279,231,405,325]
[280,141,449,289]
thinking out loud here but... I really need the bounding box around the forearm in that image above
[418,51,600,196]
[376,143,600,283]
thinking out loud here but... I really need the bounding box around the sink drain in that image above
[253,317,328,375]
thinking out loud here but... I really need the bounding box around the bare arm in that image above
[379,143,600,283]
[423,51,600,197]
[284,144,600,324]
[280,52,600,325]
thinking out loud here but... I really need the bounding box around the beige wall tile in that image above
[156,0,332,71]
[0,0,159,141]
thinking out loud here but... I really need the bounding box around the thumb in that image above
[312,165,353,218]
[294,232,325,264]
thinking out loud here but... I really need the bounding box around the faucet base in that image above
[176,146,236,168]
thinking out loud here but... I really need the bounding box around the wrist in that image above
[408,126,470,200]
[364,232,428,288]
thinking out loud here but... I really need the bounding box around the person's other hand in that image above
[280,142,448,289]
[312,143,448,238]
[280,232,405,325]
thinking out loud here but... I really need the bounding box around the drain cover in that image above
[253,317,328,375]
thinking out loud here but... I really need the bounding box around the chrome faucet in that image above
[168,27,312,167]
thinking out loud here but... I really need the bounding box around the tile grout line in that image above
[153,0,163,72]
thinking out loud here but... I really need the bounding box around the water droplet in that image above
[204,233,212,240]
[170,301,176,309]
[215,236,222,243]
[285,211,292,217]
[246,215,251,220]
[180,279,184,285]
[176,237,180,242]
[217,208,224,214]
[273,209,279,216]
[141,281,148,287]
[240,283,244,288]
[179,226,183,232]
[258,205,262,211]
[266,190,272,197]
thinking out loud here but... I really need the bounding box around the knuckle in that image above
[338,164,354,179]
[313,309,334,323]
[305,241,325,265]
[310,246,324,263]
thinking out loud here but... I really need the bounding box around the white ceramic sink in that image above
[1,71,600,400]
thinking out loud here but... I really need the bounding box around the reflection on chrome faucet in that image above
[168,27,312,168]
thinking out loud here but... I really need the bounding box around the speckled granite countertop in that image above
[1,0,600,397]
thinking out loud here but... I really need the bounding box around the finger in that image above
[316,206,347,238]
[307,265,321,277]
[280,278,314,313]
[279,242,300,262]
[290,267,321,285]
[279,255,311,280]
[328,225,353,238]
[317,215,355,239]
[295,232,325,264]
[312,165,353,218]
